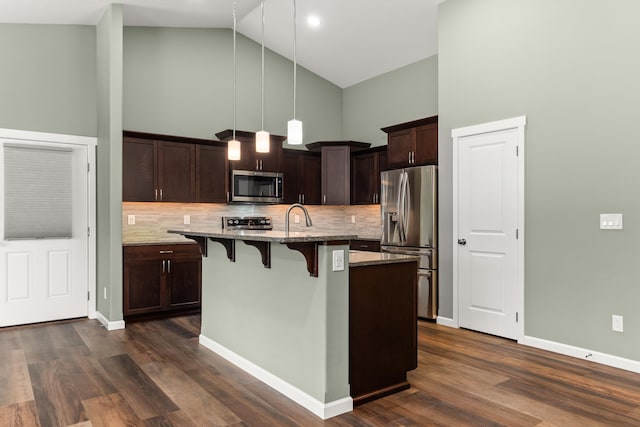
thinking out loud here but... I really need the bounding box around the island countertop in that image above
[168,227,357,243]
[348,250,419,267]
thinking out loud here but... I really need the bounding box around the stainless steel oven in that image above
[231,170,283,203]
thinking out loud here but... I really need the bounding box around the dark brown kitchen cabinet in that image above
[351,146,387,205]
[123,243,201,319]
[215,129,284,173]
[350,239,381,252]
[382,116,438,169]
[196,144,229,203]
[349,259,418,404]
[123,131,228,203]
[306,140,370,205]
[282,149,321,204]
[122,137,195,202]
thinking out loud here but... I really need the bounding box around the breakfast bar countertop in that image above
[168,227,357,243]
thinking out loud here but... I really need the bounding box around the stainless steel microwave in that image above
[231,170,284,203]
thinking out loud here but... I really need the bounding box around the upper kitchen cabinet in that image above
[382,116,438,169]
[282,149,321,205]
[306,141,370,205]
[215,129,285,173]
[123,131,227,203]
[351,146,387,205]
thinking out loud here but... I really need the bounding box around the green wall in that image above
[0,24,96,136]
[123,27,343,145]
[342,56,438,146]
[96,5,124,322]
[439,0,640,360]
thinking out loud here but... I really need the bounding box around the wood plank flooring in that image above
[2,315,640,426]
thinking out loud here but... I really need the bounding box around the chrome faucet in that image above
[285,203,313,234]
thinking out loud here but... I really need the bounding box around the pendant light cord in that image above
[261,0,265,131]
[292,0,297,120]
[232,0,237,141]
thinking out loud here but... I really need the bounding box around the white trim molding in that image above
[95,311,125,331]
[199,334,353,420]
[436,316,458,328]
[451,115,526,339]
[521,335,640,374]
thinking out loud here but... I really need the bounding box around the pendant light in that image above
[287,0,303,145]
[228,0,241,161]
[255,0,270,153]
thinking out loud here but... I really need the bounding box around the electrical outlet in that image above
[612,315,624,332]
[351,215,356,223]
[294,214,300,224]
[184,215,190,225]
[127,215,135,225]
[332,250,345,271]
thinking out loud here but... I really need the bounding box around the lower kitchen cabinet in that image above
[123,243,202,318]
[349,259,418,404]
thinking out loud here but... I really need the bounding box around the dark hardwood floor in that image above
[2,315,640,426]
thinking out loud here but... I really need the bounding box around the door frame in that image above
[451,116,526,341]
[0,128,97,319]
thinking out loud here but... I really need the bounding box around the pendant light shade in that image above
[287,0,303,145]
[256,130,270,153]
[287,119,303,145]
[228,138,241,160]
[228,0,241,161]
[256,0,270,153]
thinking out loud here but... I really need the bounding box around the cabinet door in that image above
[123,138,156,201]
[124,257,163,316]
[281,150,301,204]
[351,152,378,205]
[232,142,257,171]
[167,256,201,309]
[196,145,228,203]
[257,141,282,172]
[413,123,438,165]
[321,146,350,205]
[300,154,321,205]
[387,129,414,169]
[158,141,195,202]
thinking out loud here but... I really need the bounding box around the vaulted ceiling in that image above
[2,0,441,88]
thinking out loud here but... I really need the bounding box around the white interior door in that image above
[454,118,524,340]
[0,139,89,327]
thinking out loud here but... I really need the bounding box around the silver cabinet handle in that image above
[261,160,263,170]
[155,188,158,201]
[408,152,411,164]
[298,194,301,203]
[323,194,327,204]
[162,259,166,273]
[160,189,163,200]
[167,259,171,273]
[159,250,173,254]
[302,194,305,204]
[226,191,229,202]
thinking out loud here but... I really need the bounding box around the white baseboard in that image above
[94,311,126,331]
[199,334,353,419]
[520,335,640,374]
[436,316,457,328]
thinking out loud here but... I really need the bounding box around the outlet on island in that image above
[332,250,345,271]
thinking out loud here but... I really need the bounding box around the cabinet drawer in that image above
[123,243,201,260]
[350,239,381,252]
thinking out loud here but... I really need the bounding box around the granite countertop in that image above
[348,250,419,267]
[168,227,357,243]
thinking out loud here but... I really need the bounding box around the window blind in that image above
[4,144,73,239]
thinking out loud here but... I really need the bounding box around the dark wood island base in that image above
[348,252,419,405]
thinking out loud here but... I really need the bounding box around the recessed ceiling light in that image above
[307,15,320,28]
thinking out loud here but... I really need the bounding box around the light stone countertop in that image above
[168,227,357,243]
[348,250,419,267]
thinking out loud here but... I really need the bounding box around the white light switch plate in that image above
[184,215,190,225]
[127,215,135,225]
[600,213,623,230]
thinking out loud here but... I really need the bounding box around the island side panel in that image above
[200,239,350,404]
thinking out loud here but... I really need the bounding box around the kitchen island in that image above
[168,227,418,419]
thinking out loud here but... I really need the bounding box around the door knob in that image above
[458,239,467,246]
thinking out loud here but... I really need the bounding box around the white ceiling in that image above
[1,0,441,88]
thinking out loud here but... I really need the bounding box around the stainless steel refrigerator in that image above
[381,165,437,319]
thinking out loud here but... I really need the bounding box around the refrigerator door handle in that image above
[403,170,411,241]
[398,171,407,242]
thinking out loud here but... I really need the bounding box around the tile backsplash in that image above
[122,202,382,244]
